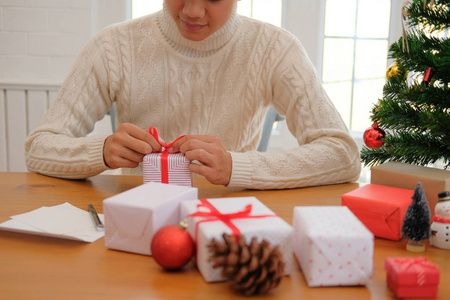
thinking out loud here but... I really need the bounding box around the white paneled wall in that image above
[0,1,126,172]
[0,81,114,172]
[0,82,59,172]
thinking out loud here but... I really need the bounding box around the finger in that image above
[169,136,188,153]
[108,156,141,169]
[128,126,162,153]
[117,124,161,153]
[116,145,146,163]
[188,161,230,186]
[184,148,215,166]
[113,131,152,155]
[105,140,147,168]
[173,136,216,154]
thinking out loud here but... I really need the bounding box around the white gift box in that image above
[143,152,192,186]
[103,182,198,255]
[180,197,293,283]
[293,206,374,287]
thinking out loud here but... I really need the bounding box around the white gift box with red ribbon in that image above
[293,206,374,287]
[143,152,192,186]
[180,197,293,283]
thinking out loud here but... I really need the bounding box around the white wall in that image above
[0,0,129,172]
[0,0,127,84]
[283,0,324,68]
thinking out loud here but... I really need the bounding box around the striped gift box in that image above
[143,153,192,186]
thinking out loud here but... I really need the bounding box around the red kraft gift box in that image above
[341,184,414,241]
[385,257,440,298]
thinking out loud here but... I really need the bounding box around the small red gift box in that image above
[341,184,413,240]
[385,257,440,298]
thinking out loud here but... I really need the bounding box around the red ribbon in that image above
[149,127,185,184]
[188,199,277,243]
[393,257,438,286]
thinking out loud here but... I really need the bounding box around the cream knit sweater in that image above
[25,7,361,189]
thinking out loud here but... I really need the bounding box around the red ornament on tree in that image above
[422,67,434,86]
[151,222,195,270]
[363,122,385,149]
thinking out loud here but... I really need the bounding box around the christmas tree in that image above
[361,0,450,169]
[402,182,431,243]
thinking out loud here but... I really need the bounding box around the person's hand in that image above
[103,124,162,169]
[170,135,232,186]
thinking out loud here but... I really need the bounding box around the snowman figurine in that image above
[430,191,450,250]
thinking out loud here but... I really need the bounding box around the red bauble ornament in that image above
[151,222,195,270]
[363,122,385,149]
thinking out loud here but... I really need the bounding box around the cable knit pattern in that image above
[116,24,133,124]
[25,7,361,188]
[240,26,264,149]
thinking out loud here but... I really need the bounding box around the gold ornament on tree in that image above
[207,233,286,296]
[386,61,408,81]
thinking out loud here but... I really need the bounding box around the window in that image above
[131,0,163,18]
[131,0,282,27]
[321,0,392,132]
[236,0,282,27]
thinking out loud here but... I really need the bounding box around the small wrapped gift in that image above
[180,197,293,283]
[371,161,450,212]
[341,184,414,241]
[143,152,192,186]
[143,127,192,186]
[385,257,440,298]
[103,182,198,255]
[293,206,374,287]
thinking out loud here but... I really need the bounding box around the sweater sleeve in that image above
[24,27,118,179]
[228,36,361,189]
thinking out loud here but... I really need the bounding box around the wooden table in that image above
[0,172,448,299]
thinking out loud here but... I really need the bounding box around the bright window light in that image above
[322,0,391,132]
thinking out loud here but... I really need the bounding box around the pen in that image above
[88,204,105,232]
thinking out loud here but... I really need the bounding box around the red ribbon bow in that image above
[188,199,277,243]
[394,257,438,286]
[149,127,185,184]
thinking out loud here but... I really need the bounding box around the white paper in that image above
[0,203,105,243]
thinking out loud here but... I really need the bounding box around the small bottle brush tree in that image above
[361,0,450,169]
[402,182,431,252]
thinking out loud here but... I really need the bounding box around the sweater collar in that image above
[156,3,240,57]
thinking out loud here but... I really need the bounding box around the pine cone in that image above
[207,233,285,296]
